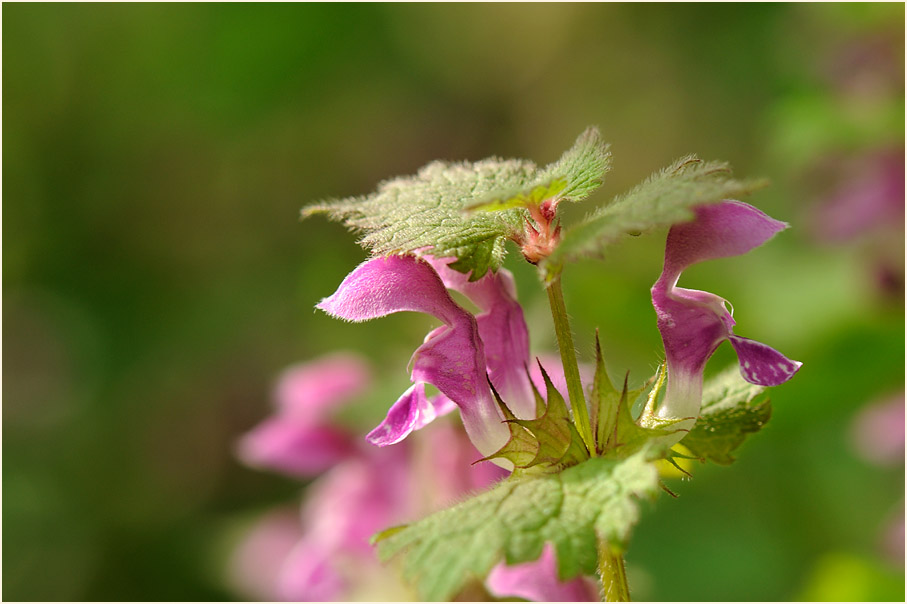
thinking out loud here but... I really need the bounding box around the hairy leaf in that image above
[681,366,772,464]
[545,156,769,269]
[375,449,660,601]
[466,178,568,214]
[303,128,611,279]
[535,126,612,202]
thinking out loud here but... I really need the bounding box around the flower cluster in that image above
[231,354,597,601]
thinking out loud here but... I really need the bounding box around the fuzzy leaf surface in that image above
[545,156,769,269]
[681,366,772,464]
[303,128,611,279]
[376,449,659,601]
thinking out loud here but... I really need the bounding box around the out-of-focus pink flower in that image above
[651,201,801,442]
[850,391,905,467]
[227,507,304,602]
[808,147,905,299]
[232,359,595,601]
[236,353,371,477]
[487,543,599,602]
[276,443,415,601]
[812,148,905,244]
[234,418,517,601]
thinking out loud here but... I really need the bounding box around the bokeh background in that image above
[4,3,904,601]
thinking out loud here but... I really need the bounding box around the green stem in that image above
[545,273,596,455]
[598,540,631,602]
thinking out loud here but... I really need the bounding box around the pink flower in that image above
[317,254,545,462]
[227,507,304,602]
[850,391,905,467]
[234,420,512,601]
[233,349,597,601]
[236,353,370,477]
[651,201,802,439]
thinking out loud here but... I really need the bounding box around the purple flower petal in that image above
[236,354,370,477]
[274,354,371,418]
[486,544,599,602]
[661,200,789,285]
[319,256,509,458]
[367,384,452,447]
[236,418,356,477]
[652,287,735,378]
[317,255,466,325]
[426,256,536,418]
[409,319,508,457]
[228,507,304,602]
[729,335,803,386]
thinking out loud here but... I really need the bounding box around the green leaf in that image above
[590,331,623,453]
[482,365,589,473]
[680,366,772,465]
[303,128,611,279]
[545,155,769,269]
[480,384,540,469]
[376,449,660,601]
[509,363,589,469]
[536,126,612,203]
[466,178,568,214]
[591,333,669,457]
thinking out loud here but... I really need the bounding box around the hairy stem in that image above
[545,274,595,455]
[598,540,631,602]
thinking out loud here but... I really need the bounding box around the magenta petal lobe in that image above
[366,384,433,447]
[317,255,464,324]
[663,200,788,282]
[410,320,508,456]
[274,353,371,418]
[237,418,355,477]
[729,335,802,386]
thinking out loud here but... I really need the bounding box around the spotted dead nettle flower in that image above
[650,200,802,440]
[317,254,542,463]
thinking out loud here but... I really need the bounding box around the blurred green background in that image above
[4,3,904,601]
